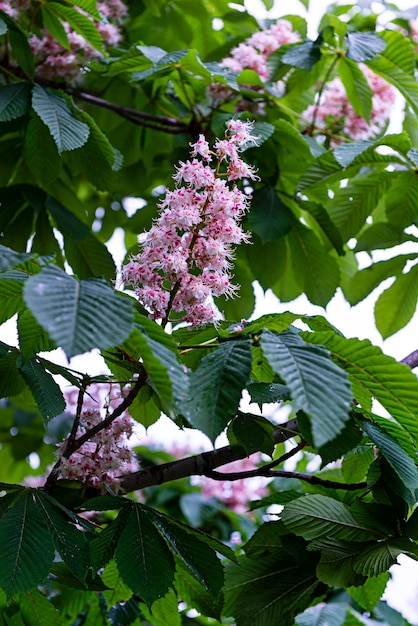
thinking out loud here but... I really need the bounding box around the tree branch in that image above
[401,349,418,370]
[119,418,299,493]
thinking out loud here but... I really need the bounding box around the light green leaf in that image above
[70,0,101,19]
[282,495,379,542]
[17,309,56,361]
[31,85,90,154]
[301,333,418,441]
[183,338,252,442]
[19,589,63,626]
[339,58,373,121]
[141,588,181,626]
[385,171,418,228]
[0,489,55,597]
[19,358,65,423]
[261,330,352,447]
[375,263,418,339]
[115,503,175,607]
[344,255,414,305]
[48,2,104,53]
[347,572,390,612]
[102,559,133,607]
[128,385,161,428]
[23,265,133,358]
[90,504,130,572]
[0,83,32,122]
[0,278,25,324]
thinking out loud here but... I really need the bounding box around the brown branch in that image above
[401,349,418,370]
[119,418,299,493]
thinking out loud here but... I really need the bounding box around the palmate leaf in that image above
[31,85,90,154]
[301,332,418,441]
[344,254,414,306]
[224,552,321,626]
[115,503,175,607]
[144,506,224,599]
[102,559,133,607]
[374,263,418,339]
[19,358,65,423]
[288,222,340,306]
[338,58,372,121]
[23,265,133,358]
[0,489,55,597]
[281,495,381,543]
[19,589,63,626]
[183,337,252,442]
[260,330,352,447]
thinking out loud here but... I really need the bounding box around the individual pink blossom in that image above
[303,65,396,146]
[122,120,260,326]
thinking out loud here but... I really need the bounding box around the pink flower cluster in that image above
[122,120,260,326]
[220,19,301,81]
[57,386,138,491]
[303,65,396,146]
[2,0,127,82]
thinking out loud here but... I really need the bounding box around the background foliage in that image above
[1,0,418,624]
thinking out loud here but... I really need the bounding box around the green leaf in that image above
[299,199,345,256]
[183,338,252,442]
[367,31,418,114]
[102,559,133,607]
[339,58,373,120]
[174,558,222,620]
[0,350,26,398]
[141,588,181,626]
[145,506,224,599]
[346,32,386,62]
[261,330,352,447]
[8,26,34,78]
[19,358,65,423]
[333,140,375,168]
[115,503,175,607]
[33,492,90,583]
[24,113,62,187]
[0,278,25,324]
[301,333,418,441]
[228,413,275,456]
[282,38,322,70]
[0,489,55,597]
[23,265,133,359]
[347,572,390,612]
[128,385,161,428]
[248,187,292,243]
[31,85,90,154]
[17,309,56,361]
[48,2,104,53]
[282,494,380,542]
[0,16,7,35]
[313,538,368,587]
[90,504,131,572]
[19,589,63,626]
[0,83,32,122]
[288,222,340,306]
[344,255,413,305]
[41,5,70,49]
[374,264,418,338]
[295,603,348,626]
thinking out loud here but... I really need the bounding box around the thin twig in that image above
[401,349,418,370]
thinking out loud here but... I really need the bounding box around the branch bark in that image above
[120,418,299,493]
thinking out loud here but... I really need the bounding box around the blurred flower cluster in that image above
[0,0,127,82]
[122,120,260,326]
[303,65,396,146]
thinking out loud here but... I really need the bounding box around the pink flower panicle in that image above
[57,386,138,491]
[303,65,396,146]
[2,0,127,82]
[122,120,260,326]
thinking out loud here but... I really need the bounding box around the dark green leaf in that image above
[295,603,348,626]
[8,26,34,79]
[346,32,386,62]
[228,412,275,456]
[19,589,63,626]
[282,38,322,70]
[41,5,70,49]
[23,265,133,358]
[19,358,65,423]
[0,489,55,597]
[248,187,292,243]
[183,338,252,442]
[0,83,31,122]
[31,85,90,154]
[116,503,175,607]
[261,330,352,447]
